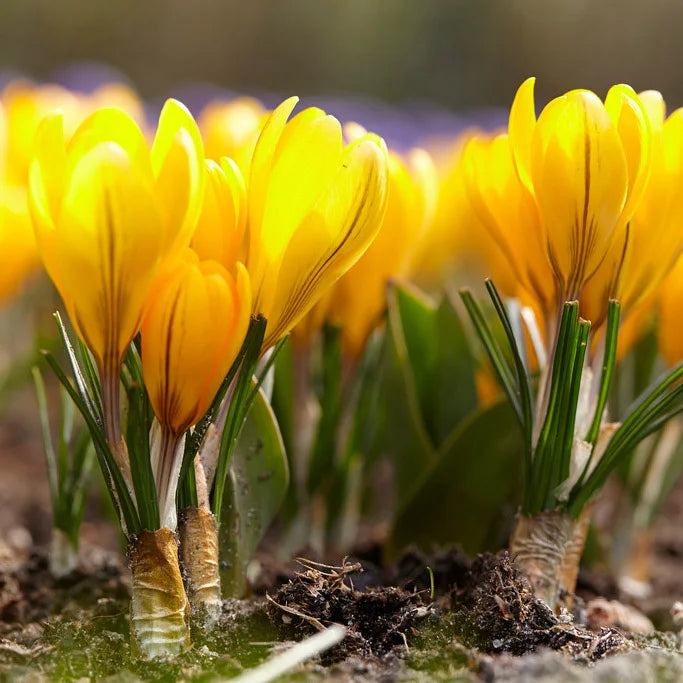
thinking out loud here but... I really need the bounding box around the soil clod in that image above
[266,557,430,660]
[449,552,629,660]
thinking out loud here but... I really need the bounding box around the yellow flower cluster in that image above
[27,87,390,444]
[447,78,682,361]
[11,74,681,439]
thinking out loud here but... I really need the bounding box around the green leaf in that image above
[43,351,140,534]
[459,289,521,422]
[385,282,479,503]
[211,315,267,516]
[32,367,60,508]
[585,300,620,445]
[218,385,289,597]
[386,400,523,559]
[122,344,160,530]
[307,325,343,496]
[390,282,478,444]
[484,281,534,461]
[271,337,295,460]
[431,295,480,444]
[385,289,439,501]
[568,362,683,515]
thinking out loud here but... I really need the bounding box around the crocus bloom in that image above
[245,97,389,351]
[142,251,251,437]
[199,97,267,174]
[0,184,37,300]
[324,139,438,356]
[460,132,557,321]
[509,78,650,302]
[29,99,204,445]
[2,80,146,187]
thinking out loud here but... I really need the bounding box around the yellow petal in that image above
[462,134,555,314]
[151,99,205,255]
[261,135,388,348]
[509,76,537,192]
[604,84,651,223]
[199,97,266,172]
[324,148,428,355]
[250,110,343,310]
[66,107,151,181]
[247,96,299,262]
[638,90,666,131]
[142,251,251,433]
[617,108,683,309]
[191,158,245,270]
[0,186,37,301]
[531,90,629,298]
[29,112,67,233]
[659,257,683,366]
[55,141,164,371]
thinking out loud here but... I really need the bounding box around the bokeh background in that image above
[2,0,683,126]
[0,0,681,554]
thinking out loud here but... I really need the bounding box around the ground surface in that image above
[0,386,682,680]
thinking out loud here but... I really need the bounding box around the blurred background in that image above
[0,0,682,562]
[2,0,683,126]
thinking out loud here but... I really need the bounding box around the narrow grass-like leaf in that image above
[527,302,579,513]
[568,362,683,515]
[76,338,103,417]
[122,344,160,530]
[307,325,343,496]
[57,385,75,490]
[485,280,535,465]
[53,313,102,426]
[211,316,267,516]
[556,319,590,490]
[42,350,140,534]
[585,300,621,445]
[32,368,59,505]
[459,289,521,422]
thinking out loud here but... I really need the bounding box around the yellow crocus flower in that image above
[2,82,82,186]
[141,248,250,540]
[0,184,37,300]
[199,97,267,174]
[191,158,246,269]
[324,142,438,356]
[659,257,683,366]
[28,99,204,445]
[509,78,650,301]
[245,97,389,351]
[2,80,146,187]
[142,249,251,437]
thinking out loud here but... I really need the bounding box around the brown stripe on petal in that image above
[273,153,384,343]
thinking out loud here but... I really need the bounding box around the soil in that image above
[0,385,682,680]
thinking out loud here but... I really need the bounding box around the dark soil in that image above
[447,552,628,660]
[266,557,430,660]
[0,386,682,680]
